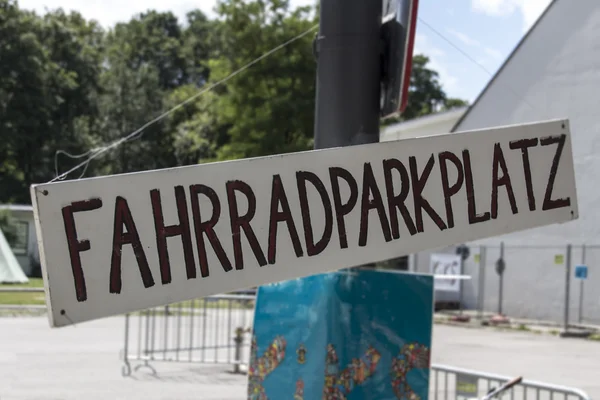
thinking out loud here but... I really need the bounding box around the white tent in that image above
[0,228,29,284]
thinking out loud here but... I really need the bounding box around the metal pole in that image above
[498,242,504,315]
[233,327,244,374]
[313,0,382,269]
[313,0,382,150]
[579,244,586,324]
[122,314,132,377]
[413,252,419,273]
[459,255,465,315]
[478,246,486,319]
[564,244,572,332]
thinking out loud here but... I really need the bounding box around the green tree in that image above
[381,54,468,127]
[0,2,105,202]
[93,53,167,175]
[87,9,219,176]
[0,0,51,202]
[207,0,318,160]
[164,86,226,166]
[110,10,187,89]
[403,54,447,119]
[0,0,467,204]
[40,8,106,179]
[182,10,221,86]
[443,97,469,111]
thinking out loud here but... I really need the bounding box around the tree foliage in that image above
[381,54,468,126]
[0,0,468,204]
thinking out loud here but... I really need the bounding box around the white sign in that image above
[430,253,461,292]
[31,119,578,327]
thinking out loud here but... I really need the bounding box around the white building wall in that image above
[452,0,600,324]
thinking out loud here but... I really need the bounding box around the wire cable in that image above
[50,23,319,183]
[418,17,539,113]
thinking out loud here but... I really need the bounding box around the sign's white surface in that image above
[31,119,579,327]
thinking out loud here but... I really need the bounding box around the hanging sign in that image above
[30,119,578,327]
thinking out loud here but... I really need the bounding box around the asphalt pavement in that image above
[0,316,597,400]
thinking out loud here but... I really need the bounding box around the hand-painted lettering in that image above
[462,150,491,224]
[382,158,417,238]
[110,196,154,295]
[491,143,518,219]
[438,151,464,229]
[359,163,392,247]
[51,124,577,304]
[509,138,538,211]
[268,174,303,264]
[150,187,196,285]
[62,198,102,302]
[329,167,359,249]
[409,155,447,232]
[189,184,232,277]
[226,180,268,270]
[296,171,333,257]
[540,134,571,211]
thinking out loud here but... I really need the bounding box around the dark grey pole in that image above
[313,0,382,269]
[564,244,572,333]
[579,244,586,324]
[478,246,486,319]
[458,256,464,315]
[498,242,504,315]
[313,0,382,150]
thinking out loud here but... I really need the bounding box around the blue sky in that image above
[414,0,552,102]
[18,0,553,103]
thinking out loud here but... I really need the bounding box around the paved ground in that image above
[432,325,600,399]
[0,316,597,400]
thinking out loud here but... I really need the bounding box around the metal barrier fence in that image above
[121,294,255,377]
[120,294,592,400]
[5,241,600,327]
[0,281,593,399]
[430,364,591,400]
[415,243,600,327]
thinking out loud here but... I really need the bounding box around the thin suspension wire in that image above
[52,15,542,184]
[50,23,319,183]
[417,17,539,113]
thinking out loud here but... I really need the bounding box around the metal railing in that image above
[120,293,255,377]
[422,243,600,327]
[430,364,591,400]
[119,293,592,400]
[0,286,593,399]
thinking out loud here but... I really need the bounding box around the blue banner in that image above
[247,269,434,400]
